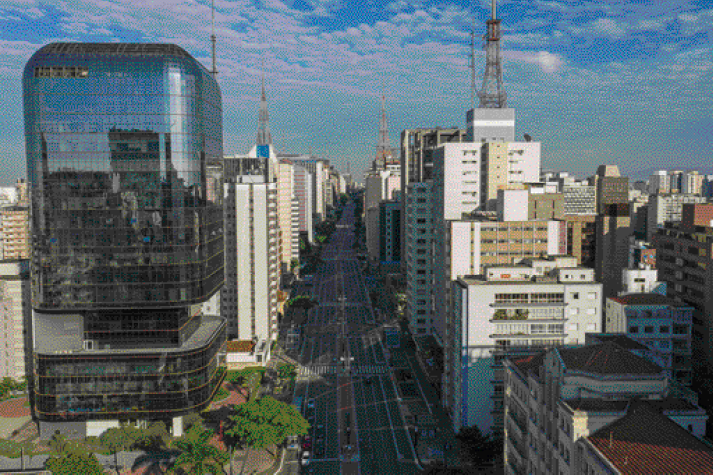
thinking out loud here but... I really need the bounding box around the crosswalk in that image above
[298,365,388,376]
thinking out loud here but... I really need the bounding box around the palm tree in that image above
[167,426,229,475]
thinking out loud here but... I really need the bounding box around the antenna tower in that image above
[210,0,217,78]
[376,84,390,169]
[256,57,272,146]
[478,0,506,108]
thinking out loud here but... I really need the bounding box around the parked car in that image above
[301,451,311,466]
[302,440,312,450]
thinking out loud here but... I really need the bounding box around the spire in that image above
[256,57,272,146]
[376,85,390,169]
[210,0,217,78]
[478,0,507,108]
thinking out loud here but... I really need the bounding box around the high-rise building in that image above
[277,160,299,275]
[563,214,596,267]
[221,175,279,348]
[646,193,709,241]
[24,43,226,439]
[653,203,713,367]
[593,164,628,214]
[450,257,602,435]
[595,203,632,298]
[0,260,31,381]
[0,205,30,260]
[405,182,435,336]
[292,164,314,243]
[378,201,401,270]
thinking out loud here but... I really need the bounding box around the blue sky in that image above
[0,0,712,185]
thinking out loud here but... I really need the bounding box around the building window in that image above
[629,326,638,333]
[572,292,579,299]
[660,326,670,333]
[644,326,654,334]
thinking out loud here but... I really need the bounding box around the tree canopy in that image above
[168,425,228,475]
[455,425,503,468]
[45,450,105,475]
[226,396,309,456]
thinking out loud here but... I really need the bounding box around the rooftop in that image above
[563,396,698,415]
[557,342,663,376]
[509,352,546,376]
[586,400,713,474]
[586,334,649,351]
[33,42,194,59]
[609,293,684,307]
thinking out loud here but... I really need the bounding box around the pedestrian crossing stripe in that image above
[298,365,388,375]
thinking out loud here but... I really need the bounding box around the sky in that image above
[0,0,712,186]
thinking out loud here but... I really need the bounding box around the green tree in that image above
[100,426,135,474]
[226,396,309,460]
[168,425,228,475]
[136,420,172,451]
[45,450,105,475]
[48,431,69,455]
[455,425,503,468]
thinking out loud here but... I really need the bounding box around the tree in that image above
[136,420,172,451]
[100,426,136,474]
[226,396,309,460]
[45,450,105,475]
[455,425,503,468]
[168,425,228,475]
[48,431,69,455]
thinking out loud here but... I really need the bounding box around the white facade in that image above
[0,261,30,380]
[646,193,709,240]
[222,176,279,342]
[496,189,529,221]
[450,258,603,435]
[621,267,662,295]
[466,107,515,142]
[293,165,314,243]
[277,161,300,273]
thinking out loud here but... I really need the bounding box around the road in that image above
[286,201,422,475]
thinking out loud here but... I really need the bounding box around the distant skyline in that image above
[0,0,711,186]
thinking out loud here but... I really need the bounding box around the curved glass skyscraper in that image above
[23,43,226,438]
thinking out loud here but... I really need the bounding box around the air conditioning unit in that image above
[83,340,97,351]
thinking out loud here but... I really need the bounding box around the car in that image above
[302,440,312,450]
[301,451,311,466]
[307,398,315,409]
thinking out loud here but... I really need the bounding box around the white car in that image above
[301,451,311,466]
[306,398,315,409]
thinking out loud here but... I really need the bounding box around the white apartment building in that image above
[621,267,663,295]
[0,260,31,380]
[293,164,314,243]
[277,160,300,274]
[503,342,710,475]
[449,257,603,436]
[365,167,401,261]
[646,193,709,241]
[222,176,279,345]
[405,182,435,336]
[683,170,704,195]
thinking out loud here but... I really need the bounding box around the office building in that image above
[604,293,693,387]
[450,257,603,435]
[289,156,328,223]
[621,267,664,295]
[503,342,711,475]
[683,170,704,195]
[221,175,278,348]
[595,203,632,299]
[653,203,713,366]
[563,181,596,215]
[646,193,708,241]
[593,165,628,214]
[24,43,226,439]
[0,260,31,380]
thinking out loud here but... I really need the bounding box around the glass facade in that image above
[24,43,223,310]
[23,43,226,425]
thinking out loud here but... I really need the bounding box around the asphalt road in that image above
[287,202,422,475]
